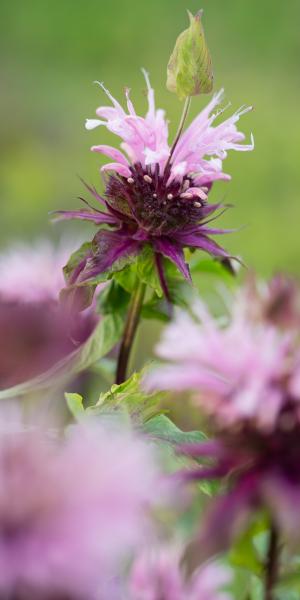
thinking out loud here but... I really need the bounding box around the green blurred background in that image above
[1,0,300,274]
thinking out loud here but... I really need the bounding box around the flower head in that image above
[57,73,253,298]
[0,414,160,599]
[0,239,99,389]
[129,546,231,600]
[146,277,300,552]
[146,293,295,432]
[0,239,74,304]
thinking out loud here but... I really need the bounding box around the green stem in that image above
[115,280,146,384]
[164,96,191,172]
[264,523,279,600]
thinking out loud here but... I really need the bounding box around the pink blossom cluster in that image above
[146,282,300,433]
[86,72,253,188]
[129,546,231,600]
[0,413,161,599]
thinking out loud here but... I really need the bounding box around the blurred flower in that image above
[237,273,300,329]
[0,414,161,599]
[146,277,300,552]
[0,301,80,389]
[129,546,231,600]
[56,72,253,297]
[0,239,98,389]
[0,239,72,304]
[146,293,294,432]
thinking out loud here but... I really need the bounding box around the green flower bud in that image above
[167,10,213,100]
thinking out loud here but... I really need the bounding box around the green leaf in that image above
[190,255,236,281]
[141,296,170,322]
[65,392,85,420]
[115,245,162,297]
[0,313,123,400]
[90,369,164,423]
[144,414,206,445]
[114,263,138,293]
[63,241,92,285]
[167,10,213,100]
[97,279,130,316]
[228,513,268,580]
[144,415,218,496]
[61,241,96,310]
[136,246,162,296]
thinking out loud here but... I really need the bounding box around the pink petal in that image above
[91,144,129,166]
[85,119,105,130]
[100,162,131,178]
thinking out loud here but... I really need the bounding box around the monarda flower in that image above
[145,278,300,554]
[129,546,231,600]
[57,72,253,298]
[0,239,98,389]
[0,239,73,304]
[0,415,160,599]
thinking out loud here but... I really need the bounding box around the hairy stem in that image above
[264,523,279,600]
[115,280,146,384]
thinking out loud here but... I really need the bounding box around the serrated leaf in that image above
[62,237,139,310]
[90,370,165,423]
[0,313,123,400]
[167,10,213,100]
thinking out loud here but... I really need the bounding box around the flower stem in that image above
[115,280,146,384]
[165,96,191,173]
[264,522,279,600]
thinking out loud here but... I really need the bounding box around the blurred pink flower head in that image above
[238,273,300,329]
[129,546,232,600]
[57,72,253,299]
[0,414,161,599]
[0,239,98,389]
[0,239,74,304]
[146,288,300,433]
[146,277,300,552]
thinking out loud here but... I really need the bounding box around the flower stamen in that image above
[143,174,153,184]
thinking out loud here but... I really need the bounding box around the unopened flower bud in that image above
[167,10,213,100]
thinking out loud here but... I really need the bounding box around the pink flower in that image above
[0,239,100,389]
[85,74,253,184]
[146,278,300,554]
[129,546,231,600]
[146,293,297,433]
[0,414,161,599]
[57,73,253,301]
[0,239,75,304]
